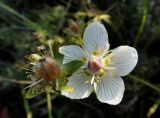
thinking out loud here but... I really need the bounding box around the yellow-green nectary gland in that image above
[88,56,103,73]
[36,57,60,81]
[103,56,110,66]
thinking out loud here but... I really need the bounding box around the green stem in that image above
[47,91,53,118]
[134,0,147,47]
[128,75,160,92]
[21,86,32,118]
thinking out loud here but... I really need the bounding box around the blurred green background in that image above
[0,0,160,118]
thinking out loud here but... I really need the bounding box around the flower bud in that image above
[25,54,41,62]
[69,21,79,34]
[36,57,60,81]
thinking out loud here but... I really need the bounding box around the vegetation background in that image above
[0,0,160,118]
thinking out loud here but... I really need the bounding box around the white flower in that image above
[59,22,138,105]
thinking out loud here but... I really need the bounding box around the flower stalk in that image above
[21,87,32,118]
[47,91,53,118]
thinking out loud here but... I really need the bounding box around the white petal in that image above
[95,74,125,105]
[59,45,85,64]
[83,22,109,56]
[62,69,93,99]
[109,46,138,76]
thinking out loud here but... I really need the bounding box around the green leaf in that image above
[50,39,63,65]
[62,60,84,75]
[25,85,45,99]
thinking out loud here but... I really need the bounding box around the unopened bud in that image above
[25,54,41,62]
[36,57,60,81]
[69,21,79,34]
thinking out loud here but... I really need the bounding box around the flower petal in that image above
[95,74,125,105]
[83,22,109,56]
[109,46,138,76]
[62,69,93,99]
[59,45,85,64]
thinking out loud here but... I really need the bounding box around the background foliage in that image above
[0,0,160,118]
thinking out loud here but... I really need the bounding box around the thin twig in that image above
[105,3,118,13]
[128,75,160,92]
[55,0,72,33]
[0,76,32,84]
[21,86,32,118]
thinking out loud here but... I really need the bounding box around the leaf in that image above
[62,60,84,75]
[50,38,64,65]
[25,85,45,99]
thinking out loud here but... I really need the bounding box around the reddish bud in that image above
[69,21,79,33]
[36,57,60,81]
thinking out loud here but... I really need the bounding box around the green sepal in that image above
[25,85,45,99]
[50,39,63,65]
[62,60,84,75]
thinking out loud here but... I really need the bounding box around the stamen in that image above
[102,56,110,66]
[24,79,43,89]
[90,74,95,85]
[103,67,116,70]
[92,51,99,56]
[97,69,105,77]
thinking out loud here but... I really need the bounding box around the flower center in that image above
[87,56,103,73]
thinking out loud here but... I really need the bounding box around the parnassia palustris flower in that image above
[59,22,138,105]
